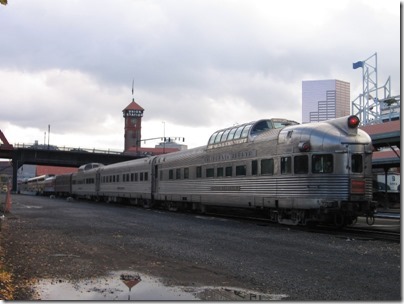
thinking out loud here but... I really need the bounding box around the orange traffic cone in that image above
[4,182,11,213]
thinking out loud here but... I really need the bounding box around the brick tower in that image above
[123,99,144,152]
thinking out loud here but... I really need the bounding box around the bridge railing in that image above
[12,143,123,155]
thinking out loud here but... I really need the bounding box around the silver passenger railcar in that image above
[71,163,104,199]
[98,157,153,205]
[54,173,73,197]
[153,115,373,226]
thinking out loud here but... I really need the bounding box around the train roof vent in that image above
[207,118,299,149]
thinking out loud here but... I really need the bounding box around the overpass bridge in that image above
[0,143,140,192]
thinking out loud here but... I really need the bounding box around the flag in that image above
[352,61,364,69]
[0,0,7,5]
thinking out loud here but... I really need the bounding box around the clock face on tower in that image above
[131,117,137,126]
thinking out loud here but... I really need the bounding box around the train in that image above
[38,115,375,227]
[19,174,56,196]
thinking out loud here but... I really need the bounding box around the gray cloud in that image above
[0,0,400,150]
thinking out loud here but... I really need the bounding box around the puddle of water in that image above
[35,270,289,301]
[35,271,197,300]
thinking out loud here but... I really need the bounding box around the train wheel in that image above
[333,212,345,228]
[366,215,375,225]
[168,202,178,212]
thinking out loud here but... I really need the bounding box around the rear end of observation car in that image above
[273,115,374,225]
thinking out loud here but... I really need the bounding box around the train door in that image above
[345,143,371,198]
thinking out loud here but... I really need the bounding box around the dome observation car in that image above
[207,118,299,149]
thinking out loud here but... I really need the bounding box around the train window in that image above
[214,131,225,143]
[226,127,238,141]
[252,160,258,175]
[225,166,232,177]
[241,124,252,138]
[294,155,308,174]
[176,168,181,179]
[135,173,138,181]
[233,126,245,139]
[127,173,130,182]
[184,168,189,179]
[169,170,174,180]
[113,175,116,183]
[208,132,218,145]
[312,154,333,173]
[251,120,271,135]
[116,175,120,183]
[131,173,134,182]
[220,129,231,142]
[236,165,246,176]
[217,167,224,177]
[140,172,144,181]
[351,154,363,173]
[261,159,274,175]
[145,172,148,181]
[206,168,214,178]
[281,157,292,174]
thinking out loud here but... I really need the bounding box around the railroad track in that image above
[203,210,401,243]
[75,198,402,243]
[341,226,400,243]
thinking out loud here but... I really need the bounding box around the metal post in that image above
[162,121,166,154]
[48,124,50,149]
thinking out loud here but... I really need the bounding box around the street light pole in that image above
[162,121,166,154]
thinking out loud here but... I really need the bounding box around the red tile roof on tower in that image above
[123,100,144,111]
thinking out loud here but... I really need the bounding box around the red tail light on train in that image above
[347,115,360,128]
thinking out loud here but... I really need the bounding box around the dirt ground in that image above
[0,194,401,301]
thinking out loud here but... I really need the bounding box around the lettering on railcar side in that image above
[205,150,257,163]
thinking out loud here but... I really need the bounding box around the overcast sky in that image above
[0,0,400,152]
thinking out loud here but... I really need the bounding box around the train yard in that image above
[0,194,401,301]
[0,114,400,300]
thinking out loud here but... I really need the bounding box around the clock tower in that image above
[123,99,144,152]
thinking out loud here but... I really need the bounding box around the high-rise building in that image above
[302,79,350,123]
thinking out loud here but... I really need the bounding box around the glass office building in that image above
[302,79,350,123]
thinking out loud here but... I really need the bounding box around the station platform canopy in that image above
[207,118,299,149]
